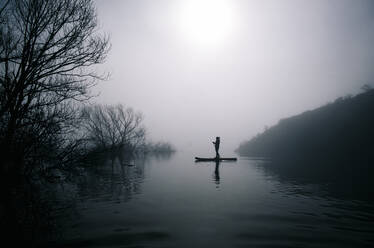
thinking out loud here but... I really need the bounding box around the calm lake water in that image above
[50,152,374,248]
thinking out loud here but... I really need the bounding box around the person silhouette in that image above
[212,137,220,159]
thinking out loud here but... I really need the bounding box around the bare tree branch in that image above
[0,0,110,175]
[82,104,146,153]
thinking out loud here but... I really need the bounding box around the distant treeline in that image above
[144,141,176,154]
[236,88,374,164]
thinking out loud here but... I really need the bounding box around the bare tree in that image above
[0,1,10,23]
[0,0,110,176]
[82,104,146,153]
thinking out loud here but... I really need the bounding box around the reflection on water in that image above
[75,154,146,203]
[259,157,374,202]
[213,160,220,188]
[45,152,374,248]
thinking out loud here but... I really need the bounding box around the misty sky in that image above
[94,0,374,154]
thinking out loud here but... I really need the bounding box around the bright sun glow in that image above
[177,0,236,48]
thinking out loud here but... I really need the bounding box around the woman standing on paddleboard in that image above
[213,137,220,158]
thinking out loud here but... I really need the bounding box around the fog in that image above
[94,0,374,154]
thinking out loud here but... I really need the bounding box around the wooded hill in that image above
[236,89,374,164]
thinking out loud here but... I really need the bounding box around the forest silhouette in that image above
[237,88,374,181]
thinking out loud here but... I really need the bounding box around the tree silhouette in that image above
[0,0,110,177]
[82,104,146,152]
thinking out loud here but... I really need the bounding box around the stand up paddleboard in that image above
[195,157,237,162]
[195,137,237,162]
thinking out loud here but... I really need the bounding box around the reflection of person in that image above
[212,137,220,158]
[214,159,220,186]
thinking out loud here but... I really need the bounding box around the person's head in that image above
[216,137,220,141]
